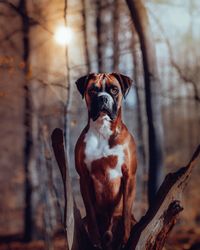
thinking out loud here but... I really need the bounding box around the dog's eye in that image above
[110,87,119,95]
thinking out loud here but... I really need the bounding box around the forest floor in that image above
[165,226,200,250]
[0,226,200,250]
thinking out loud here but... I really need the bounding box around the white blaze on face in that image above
[84,115,125,180]
[102,77,106,91]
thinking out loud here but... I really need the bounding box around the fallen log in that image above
[51,128,200,250]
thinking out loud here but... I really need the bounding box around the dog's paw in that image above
[122,235,129,246]
[103,230,113,245]
[91,236,102,249]
[121,224,130,247]
[93,243,102,250]
[131,214,137,226]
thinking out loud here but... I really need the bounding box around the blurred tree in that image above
[81,0,91,73]
[96,0,103,72]
[19,0,33,241]
[131,26,147,203]
[0,0,35,240]
[125,0,164,205]
[113,0,120,71]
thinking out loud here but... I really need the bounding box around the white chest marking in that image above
[84,115,126,180]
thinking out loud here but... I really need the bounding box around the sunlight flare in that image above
[54,26,73,46]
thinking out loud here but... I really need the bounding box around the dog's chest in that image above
[84,116,125,180]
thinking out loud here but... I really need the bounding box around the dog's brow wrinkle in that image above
[106,74,114,82]
[96,74,104,86]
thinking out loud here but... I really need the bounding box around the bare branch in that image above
[0,1,54,35]
[148,10,200,103]
[0,29,21,43]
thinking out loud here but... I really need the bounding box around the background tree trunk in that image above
[63,1,74,248]
[131,26,147,211]
[125,0,165,205]
[81,0,91,73]
[112,0,119,72]
[19,0,33,241]
[96,0,103,72]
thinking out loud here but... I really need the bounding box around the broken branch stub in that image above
[51,128,68,224]
[51,128,74,249]
[51,128,93,250]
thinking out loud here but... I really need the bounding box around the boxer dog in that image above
[75,73,137,249]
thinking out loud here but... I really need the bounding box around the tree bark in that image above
[113,0,120,71]
[63,2,75,247]
[125,0,165,205]
[81,0,91,73]
[63,0,72,146]
[19,0,33,241]
[96,0,103,72]
[131,26,146,177]
[131,26,147,210]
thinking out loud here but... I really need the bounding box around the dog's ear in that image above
[75,74,93,98]
[112,73,133,98]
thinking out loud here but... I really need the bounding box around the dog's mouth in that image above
[90,95,118,121]
[91,106,116,121]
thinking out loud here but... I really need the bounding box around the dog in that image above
[75,73,137,249]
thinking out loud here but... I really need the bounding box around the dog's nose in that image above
[99,95,108,104]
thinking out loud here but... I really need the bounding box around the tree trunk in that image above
[19,0,33,241]
[81,0,91,73]
[131,26,147,210]
[63,1,74,248]
[63,0,71,146]
[112,0,119,72]
[96,0,103,72]
[131,26,146,176]
[125,0,165,205]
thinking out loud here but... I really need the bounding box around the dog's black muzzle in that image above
[90,94,117,121]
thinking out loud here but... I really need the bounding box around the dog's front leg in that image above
[79,172,101,248]
[122,165,136,245]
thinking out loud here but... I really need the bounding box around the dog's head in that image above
[75,73,133,121]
